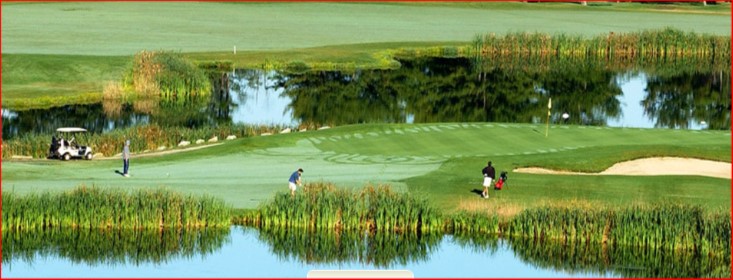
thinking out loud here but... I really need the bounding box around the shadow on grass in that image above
[470,189,484,197]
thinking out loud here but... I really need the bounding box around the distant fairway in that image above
[3,123,729,211]
[2,2,730,105]
[2,2,730,55]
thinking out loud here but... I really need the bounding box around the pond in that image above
[4,226,727,278]
[2,57,729,140]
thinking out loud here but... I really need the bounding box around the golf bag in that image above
[494,171,508,190]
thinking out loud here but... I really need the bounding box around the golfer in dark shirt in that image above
[482,161,495,198]
[288,168,303,196]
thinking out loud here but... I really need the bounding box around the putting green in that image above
[2,123,730,211]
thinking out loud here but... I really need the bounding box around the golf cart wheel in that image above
[85,153,93,160]
[63,153,71,161]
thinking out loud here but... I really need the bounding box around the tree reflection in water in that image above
[3,58,729,141]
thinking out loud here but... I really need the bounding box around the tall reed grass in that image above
[610,204,731,252]
[471,28,730,73]
[122,51,212,99]
[448,211,499,235]
[504,203,730,256]
[2,186,231,230]
[241,184,730,256]
[240,183,443,234]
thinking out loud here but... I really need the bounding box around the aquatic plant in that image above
[610,204,731,252]
[2,186,231,230]
[242,184,730,256]
[241,183,443,234]
[504,204,608,244]
[504,203,730,256]
[471,28,731,74]
[448,211,500,235]
[123,50,212,98]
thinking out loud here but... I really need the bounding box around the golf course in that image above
[2,1,731,278]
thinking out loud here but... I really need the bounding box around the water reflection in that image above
[508,237,731,278]
[4,227,728,278]
[1,228,230,267]
[644,71,731,130]
[255,227,442,268]
[277,57,624,126]
[2,58,729,140]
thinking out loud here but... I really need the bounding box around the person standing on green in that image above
[122,139,131,177]
[288,168,303,196]
[481,161,495,199]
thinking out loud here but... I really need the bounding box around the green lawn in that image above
[3,123,729,213]
[1,2,730,215]
[1,2,730,107]
[3,2,729,55]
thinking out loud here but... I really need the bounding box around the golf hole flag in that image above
[546,97,551,137]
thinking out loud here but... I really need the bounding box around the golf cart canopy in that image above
[56,127,87,133]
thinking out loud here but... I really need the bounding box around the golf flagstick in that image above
[545,97,551,138]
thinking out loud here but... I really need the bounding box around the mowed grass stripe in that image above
[311,123,728,160]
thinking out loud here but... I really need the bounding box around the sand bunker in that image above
[514,157,731,179]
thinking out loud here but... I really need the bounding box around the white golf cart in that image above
[49,127,94,160]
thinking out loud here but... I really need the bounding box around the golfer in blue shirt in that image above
[288,168,303,196]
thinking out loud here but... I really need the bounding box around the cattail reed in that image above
[124,51,211,99]
[243,183,442,234]
[472,28,730,73]
[2,186,231,230]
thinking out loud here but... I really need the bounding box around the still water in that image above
[1,227,617,278]
[2,57,729,140]
[4,226,727,278]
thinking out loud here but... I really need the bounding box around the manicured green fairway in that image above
[2,2,729,55]
[2,2,730,106]
[1,2,730,215]
[3,123,730,212]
